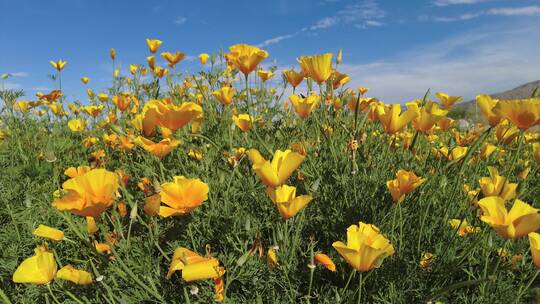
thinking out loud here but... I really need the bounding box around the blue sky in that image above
[2,0,540,102]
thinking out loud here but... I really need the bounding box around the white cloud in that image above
[487,6,540,16]
[9,72,30,77]
[174,16,187,25]
[258,0,385,47]
[338,24,540,103]
[433,5,540,22]
[433,0,489,6]
[4,82,22,90]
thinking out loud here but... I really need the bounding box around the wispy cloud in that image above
[433,5,540,22]
[9,72,30,77]
[339,24,540,102]
[174,16,187,25]
[433,0,490,7]
[258,0,385,47]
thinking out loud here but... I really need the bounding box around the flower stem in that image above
[357,271,364,304]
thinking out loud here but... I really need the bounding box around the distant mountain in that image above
[461,80,540,106]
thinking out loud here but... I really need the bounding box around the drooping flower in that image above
[159,176,209,217]
[134,137,181,158]
[479,166,517,201]
[386,170,426,203]
[52,168,120,218]
[13,246,57,285]
[314,253,336,272]
[32,225,64,241]
[266,185,313,220]
[332,221,394,272]
[167,247,225,282]
[212,86,235,106]
[232,114,253,132]
[297,53,333,84]
[226,44,269,76]
[68,118,86,133]
[56,265,93,285]
[146,39,162,53]
[331,70,350,89]
[246,149,305,188]
[478,197,540,240]
[289,94,319,118]
[448,219,480,236]
[528,232,540,268]
[435,92,462,109]
[282,69,304,88]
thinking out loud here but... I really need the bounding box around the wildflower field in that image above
[1,41,540,304]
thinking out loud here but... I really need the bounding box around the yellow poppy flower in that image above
[199,53,210,65]
[146,39,163,54]
[134,137,181,158]
[297,53,333,84]
[154,66,169,78]
[56,265,93,285]
[86,216,98,235]
[476,94,502,126]
[386,170,426,203]
[167,247,225,282]
[267,248,279,270]
[266,185,313,220]
[478,197,540,239]
[332,221,394,272]
[13,246,57,284]
[448,146,468,161]
[282,69,304,88]
[68,118,86,132]
[49,60,67,71]
[227,44,269,76]
[80,77,90,84]
[129,64,138,75]
[448,219,480,236]
[84,105,104,118]
[52,168,120,217]
[112,95,132,112]
[331,71,350,89]
[212,87,236,106]
[64,166,91,178]
[32,225,64,241]
[410,101,448,133]
[246,149,305,188]
[159,176,209,217]
[435,92,462,109]
[528,232,540,268]
[479,166,517,201]
[161,51,186,68]
[258,70,274,82]
[233,114,253,132]
[496,98,540,130]
[289,94,319,118]
[378,103,419,134]
[158,102,204,132]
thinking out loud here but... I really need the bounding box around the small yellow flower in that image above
[435,92,462,109]
[233,113,254,132]
[68,118,86,132]
[80,77,90,84]
[297,53,333,84]
[212,87,235,106]
[289,94,319,118]
[528,232,540,268]
[332,221,394,272]
[257,70,273,82]
[479,166,517,201]
[167,247,225,282]
[448,219,480,236]
[188,149,203,160]
[134,137,181,158]
[267,248,279,270]
[146,39,163,53]
[419,252,435,269]
[110,48,116,60]
[314,253,336,272]
[246,149,305,188]
[49,60,67,71]
[226,44,269,76]
[386,170,426,203]
[266,185,313,220]
[199,53,210,65]
[476,94,502,126]
[378,103,419,134]
[282,69,304,88]
[161,51,186,68]
[159,176,209,217]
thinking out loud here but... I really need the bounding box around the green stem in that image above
[357,271,364,304]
